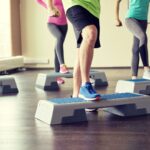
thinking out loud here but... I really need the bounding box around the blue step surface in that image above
[127,79,150,83]
[48,93,142,104]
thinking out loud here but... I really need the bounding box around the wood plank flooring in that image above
[0,69,150,150]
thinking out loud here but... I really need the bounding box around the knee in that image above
[132,49,139,55]
[140,33,147,46]
[82,25,98,44]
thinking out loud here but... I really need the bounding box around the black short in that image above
[66,5,100,48]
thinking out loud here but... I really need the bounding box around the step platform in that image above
[116,79,150,95]
[0,76,18,95]
[35,71,108,91]
[35,93,150,125]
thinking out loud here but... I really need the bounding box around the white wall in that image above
[20,0,150,68]
[0,0,11,58]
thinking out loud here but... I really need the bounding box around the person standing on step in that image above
[61,0,101,101]
[36,0,69,84]
[115,0,150,80]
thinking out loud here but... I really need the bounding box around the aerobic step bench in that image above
[36,70,108,91]
[35,93,150,125]
[0,76,18,95]
[116,79,150,95]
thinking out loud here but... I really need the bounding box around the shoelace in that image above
[86,83,96,94]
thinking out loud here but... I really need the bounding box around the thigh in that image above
[66,5,100,48]
[138,20,148,32]
[57,25,68,36]
[47,23,63,39]
[125,18,145,40]
[66,6,99,32]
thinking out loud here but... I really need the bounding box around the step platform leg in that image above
[103,104,149,117]
[35,74,59,91]
[0,76,18,95]
[35,100,87,125]
[90,71,108,87]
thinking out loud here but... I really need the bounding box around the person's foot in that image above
[143,70,150,80]
[56,77,65,84]
[79,82,101,101]
[132,76,137,80]
[60,64,69,74]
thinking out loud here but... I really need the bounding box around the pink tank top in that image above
[36,0,67,25]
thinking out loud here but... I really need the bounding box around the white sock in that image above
[82,83,86,86]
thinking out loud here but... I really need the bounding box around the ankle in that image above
[144,67,150,72]
[59,64,69,74]
[72,94,78,98]
[81,81,91,86]
[60,64,66,67]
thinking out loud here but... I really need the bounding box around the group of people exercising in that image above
[36,0,150,101]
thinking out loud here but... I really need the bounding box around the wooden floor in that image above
[0,69,150,150]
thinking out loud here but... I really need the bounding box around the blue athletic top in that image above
[126,0,150,20]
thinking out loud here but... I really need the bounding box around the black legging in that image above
[47,23,68,72]
[125,18,148,76]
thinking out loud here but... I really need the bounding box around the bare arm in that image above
[47,0,54,10]
[36,0,47,9]
[115,0,122,27]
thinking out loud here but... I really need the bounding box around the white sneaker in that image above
[85,108,98,112]
[132,76,137,80]
[143,70,150,80]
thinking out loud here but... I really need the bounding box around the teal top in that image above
[62,0,100,19]
[126,0,150,20]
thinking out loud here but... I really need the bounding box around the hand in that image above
[115,19,122,27]
[49,7,60,17]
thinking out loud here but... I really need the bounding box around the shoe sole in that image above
[60,71,69,74]
[85,108,98,112]
[143,76,150,80]
[79,94,101,101]
[57,82,65,84]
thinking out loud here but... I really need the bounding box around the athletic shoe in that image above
[56,77,65,84]
[143,70,150,80]
[79,82,101,101]
[90,78,95,84]
[85,108,98,112]
[60,64,69,74]
[132,76,137,80]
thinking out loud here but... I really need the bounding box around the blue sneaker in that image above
[79,82,101,101]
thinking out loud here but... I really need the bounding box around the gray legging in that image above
[47,23,68,72]
[125,18,148,76]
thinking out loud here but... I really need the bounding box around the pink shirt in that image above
[36,0,67,25]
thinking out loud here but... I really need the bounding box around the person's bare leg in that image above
[72,49,81,97]
[72,25,98,98]
[79,25,97,84]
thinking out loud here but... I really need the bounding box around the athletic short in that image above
[66,5,100,48]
